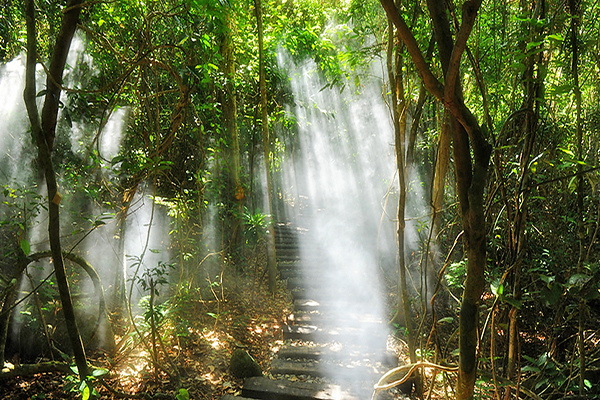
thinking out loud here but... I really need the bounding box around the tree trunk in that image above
[432,111,450,239]
[255,0,278,293]
[505,1,545,388]
[220,7,243,255]
[380,1,491,398]
[0,278,18,368]
[569,0,585,392]
[23,0,90,381]
[387,18,416,361]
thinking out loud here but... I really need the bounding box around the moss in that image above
[230,349,262,379]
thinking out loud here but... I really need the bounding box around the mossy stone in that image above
[230,349,262,379]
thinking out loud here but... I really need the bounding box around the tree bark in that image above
[386,19,416,362]
[380,1,491,398]
[0,278,18,368]
[23,0,90,381]
[505,1,545,390]
[40,0,83,151]
[220,7,243,255]
[255,0,278,293]
[569,0,585,393]
[432,111,450,239]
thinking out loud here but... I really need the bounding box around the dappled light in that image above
[0,0,600,399]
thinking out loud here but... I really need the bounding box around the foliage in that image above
[1,0,600,398]
[242,207,267,246]
[64,366,107,400]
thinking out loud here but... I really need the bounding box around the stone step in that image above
[274,246,301,253]
[277,254,328,261]
[282,324,388,347]
[287,311,385,325]
[242,376,360,400]
[271,358,385,381]
[293,299,322,311]
[292,299,384,313]
[279,266,362,279]
[289,287,377,302]
[277,344,398,366]
[279,269,303,280]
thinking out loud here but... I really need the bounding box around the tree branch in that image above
[40,0,85,151]
[445,0,482,104]
[379,0,445,101]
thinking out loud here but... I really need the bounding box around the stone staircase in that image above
[224,223,407,400]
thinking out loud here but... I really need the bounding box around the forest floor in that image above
[0,261,294,400]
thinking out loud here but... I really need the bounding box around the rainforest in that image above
[0,0,599,399]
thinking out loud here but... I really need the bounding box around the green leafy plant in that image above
[64,367,107,400]
[446,260,467,290]
[176,388,190,400]
[242,207,268,246]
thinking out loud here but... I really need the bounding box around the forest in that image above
[0,0,599,399]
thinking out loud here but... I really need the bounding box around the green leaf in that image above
[510,62,526,73]
[82,384,90,400]
[568,176,577,193]
[437,317,454,324]
[176,388,190,400]
[91,368,108,378]
[491,280,504,296]
[522,365,541,373]
[546,33,564,42]
[568,273,590,287]
[558,147,575,158]
[20,239,30,256]
[207,312,218,319]
[526,41,543,51]
[504,297,522,309]
[540,274,555,285]
[551,83,573,95]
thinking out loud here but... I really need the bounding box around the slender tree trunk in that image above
[380,2,491,398]
[23,0,90,381]
[221,7,243,255]
[255,0,278,293]
[387,19,417,360]
[505,2,545,390]
[569,0,586,393]
[432,112,450,238]
[0,278,18,367]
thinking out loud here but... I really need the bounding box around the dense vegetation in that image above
[0,0,599,399]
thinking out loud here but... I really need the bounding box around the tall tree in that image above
[387,14,417,367]
[503,0,546,389]
[23,0,90,382]
[255,0,278,292]
[569,0,586,392]
[380,1,492,398]
[220,4,244,255]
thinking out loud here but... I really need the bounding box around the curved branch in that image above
[379,0,445,101]
[40,0,85,151]
[2,251,110,346]
[373,361,459,398]
[445,0,482,103]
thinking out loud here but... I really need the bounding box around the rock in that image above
[230,349,262,379]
